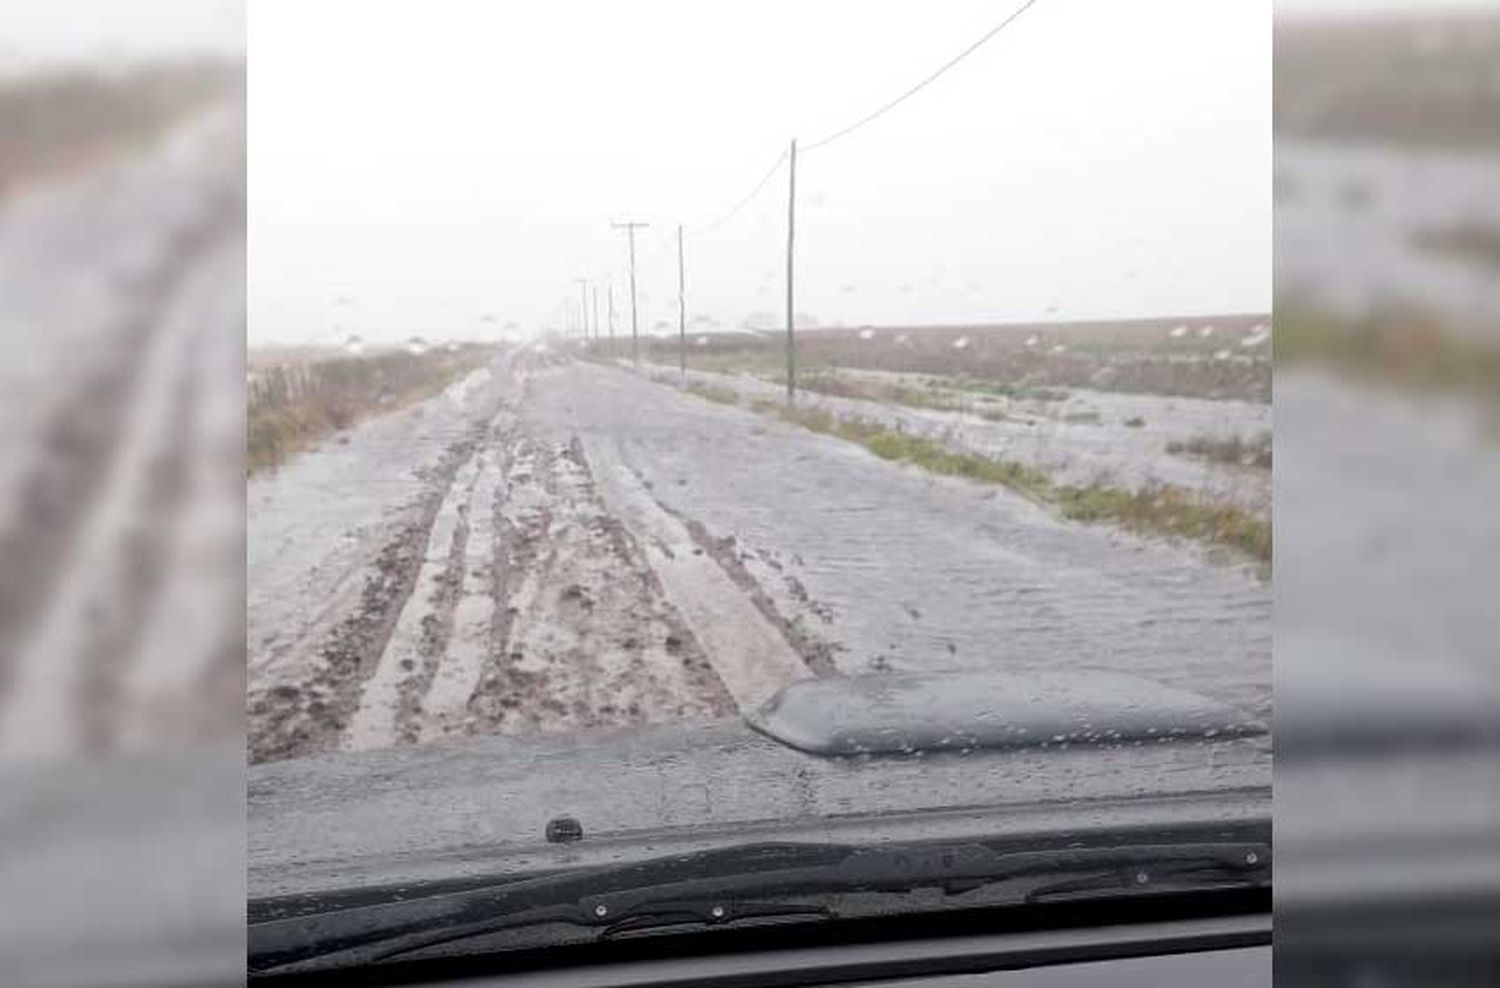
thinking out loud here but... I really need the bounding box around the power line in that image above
[689,146,791,235]
[593,2,1046,366]
[802,0,1043,154]
[615,2,1042,274]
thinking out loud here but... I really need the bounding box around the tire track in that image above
[460,430,736,739]
[419,435,506,741]
[576,429,815,711]
[248,352,522,763]
[0,190,240,707]
[0,223,241,758]
[246,424,488,763]
[117,285,248,749]
[341,440,486,751]
[644,489,839,678]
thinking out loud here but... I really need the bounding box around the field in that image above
[627,316,1273,561]
[630,315,1271,402]
[1275,12,1500,152]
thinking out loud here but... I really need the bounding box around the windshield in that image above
[243,0,1271,965]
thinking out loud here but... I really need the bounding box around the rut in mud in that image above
[459,432,736,739]
[250,393,742,764]
[0,142,247,760]
[246,426,489,764]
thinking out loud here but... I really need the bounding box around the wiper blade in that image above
[598,899,835,939]
[251,844,854,973]
[250,839,1269,974]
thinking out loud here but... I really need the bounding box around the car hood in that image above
[250,714,1270,902]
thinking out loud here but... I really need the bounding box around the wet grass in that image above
[248,345,495,475]
[702,365,1062,423]
[683,381,741,406]
[1,60,238,196]
[799,372,971,414]
[936,379,1068,403]
[1275,307,1500,409]
[669,361,1199,442]
[1412,224,1500,272]
[722,393,1271,564]
[1054,485,1271,563]
[683,364,988,418]
[1167,432,1272,470]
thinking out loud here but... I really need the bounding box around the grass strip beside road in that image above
[684,382,1270,564]
[248,345,495,475]
[1276,307,1500,411]
[1166,432,1273,470]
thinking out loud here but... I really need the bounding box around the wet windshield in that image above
[244,0,1271,933]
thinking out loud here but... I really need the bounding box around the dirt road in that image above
[249,350,1270,764]
[0,99,246,761]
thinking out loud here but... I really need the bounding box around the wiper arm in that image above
[250,839,1269,975]
[598,899,835,939]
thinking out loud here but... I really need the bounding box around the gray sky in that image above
[0,0,242,69]
[249,0,1271,346]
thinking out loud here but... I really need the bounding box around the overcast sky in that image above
[241,0,1283,346]
[0,2,1477,346]
[0,1,242,68]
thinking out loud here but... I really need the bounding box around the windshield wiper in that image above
[250,838,1270,975]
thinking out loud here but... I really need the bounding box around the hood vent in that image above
[745,669,1265,757]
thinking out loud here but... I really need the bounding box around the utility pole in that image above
[612,221,649,366]
[575,278,590,347]
[607,282,616,357]
[677,223,686,378]
[785,138,798,401]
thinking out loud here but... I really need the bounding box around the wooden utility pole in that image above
[677,223,686,378]
[612,221,649,365]
[785,138,798,401]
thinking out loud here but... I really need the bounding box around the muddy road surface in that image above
[0,99,246,761]
[249,350,1270,764]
